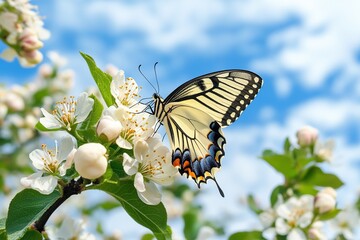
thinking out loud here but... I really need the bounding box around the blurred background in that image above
[1,0,359,239]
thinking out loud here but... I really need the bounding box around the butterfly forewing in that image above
[164,70,263,127]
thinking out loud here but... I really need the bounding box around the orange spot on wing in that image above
[183,160,190,168]
[172,158,181,167]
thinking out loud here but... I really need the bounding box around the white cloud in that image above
[252,0,360,91]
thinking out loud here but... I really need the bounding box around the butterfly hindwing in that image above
[162,104,225,186]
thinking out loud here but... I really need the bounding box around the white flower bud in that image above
[4,92,25,111]
[296,126,318,147]
[314,187,337,214]
[96,115,122,142]
[39,64,53,78]
[74,143,108,179]
[0,12,18,32]
[20,50,43,66]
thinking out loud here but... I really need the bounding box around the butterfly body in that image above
[152,70,263,196]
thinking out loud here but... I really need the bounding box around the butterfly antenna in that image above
[213,178,225,197]
[138,64,157,93]
[154,62,160,94]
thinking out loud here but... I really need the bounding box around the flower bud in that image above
[20,50,43,66]
[74,143,108,179]
[314,187,336,214]
[39,64,53,78]
[20,29,43,50]
[4,92,25,111]
[0,12,18,32]
[96,115,122,142]
[308,222,326,240]
[296,126,318,147]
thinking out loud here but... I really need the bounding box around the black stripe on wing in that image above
[163,70,263,127]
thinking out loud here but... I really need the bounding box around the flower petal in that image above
[275,218,290,235]
[31,175,58,195]
[116,137,133,150]
[122,153,139,175]
[74,92,94,123]
[137,181,161,205]
[134,172,146,192]
[29,149,46,170]
[288,228,306,240]
[39,108,62,129]
[57,136,76,161]
[20,172,43,188]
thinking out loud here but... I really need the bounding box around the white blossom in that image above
[275,195,314,240]
[106,105,155,149]
[314,140,335,162]
[20,136,75,194]
[39,92,94,131]
[46,216,96,240]
[123,135,177,205]
[110,70,142,109]
[331,207,359,239]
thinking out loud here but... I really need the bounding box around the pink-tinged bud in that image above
[314,187,337,214]
[296,126,318,147]
[20,29,43,51]
[74,143,108,179]
[96,115,122,142]
[308,223,326,240]
[20,50,43,66]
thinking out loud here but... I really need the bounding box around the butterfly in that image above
[150,70,263,196]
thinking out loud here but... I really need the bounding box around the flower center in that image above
[118,78,140,106]
[52,96,77,129]
[41,144,59,173]
[120,128,135,143]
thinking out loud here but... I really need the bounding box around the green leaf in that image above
[90,178,170,240]
[247,195,262,214]
[301,166,344,189]
[109,160,127,178]
[78,94,104,131]
[318,208,341,221]
[80,52,114,107]
[0,218,6,240]
[6,189,61,240]
[141,233,155,240]
[183,207,200,240]
[229,231,265,240]
[283,137,291,154]
[19,230,42,240]
[270,185,286,207]
[261,150,297,178]
[295,183,317,195]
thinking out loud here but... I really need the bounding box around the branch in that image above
[33,177,84,232]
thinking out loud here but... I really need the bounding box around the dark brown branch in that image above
[33,178,84,232]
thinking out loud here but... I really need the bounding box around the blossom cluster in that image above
[0,0,49,66]
[260,188,337,240]
[0,52,73,146]
[22,66,177,205]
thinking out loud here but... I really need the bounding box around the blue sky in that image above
[1,0,360,238]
